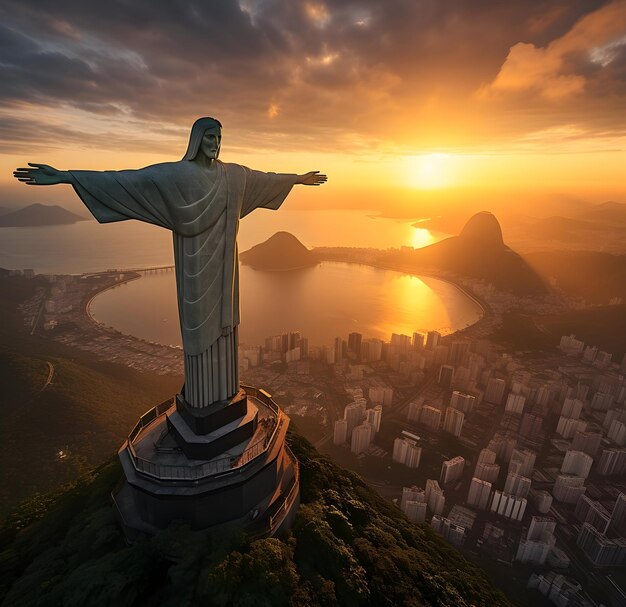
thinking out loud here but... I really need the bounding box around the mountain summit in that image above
[458,211,505,249]
[240,231,317,270]
[392,212,546,294]
[0,203,87,227]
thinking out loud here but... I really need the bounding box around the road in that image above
[41,361,55,391]
[30,290,47,335]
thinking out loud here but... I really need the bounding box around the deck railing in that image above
[269,444,300,532]
[125,385,284,481]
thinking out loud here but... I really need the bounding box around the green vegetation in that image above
[539,304,626,359]
[0,432,510,606]
[0,275,180,516]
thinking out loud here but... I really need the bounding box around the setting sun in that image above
[406,154,455,189]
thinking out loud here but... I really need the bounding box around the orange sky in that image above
[1,1,625,219]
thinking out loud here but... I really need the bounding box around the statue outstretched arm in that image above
[15,162,174,229]
[13,163,73,186]
[295,171,328,186]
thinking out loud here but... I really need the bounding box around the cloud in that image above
[481,0,626,100]
[483,42,586,99]
[0,0,623,156]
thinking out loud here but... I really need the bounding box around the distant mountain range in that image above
[240,231,317,270]
[577,200,626,224]
[0,203,88,227]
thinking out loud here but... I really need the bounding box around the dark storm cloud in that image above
[0,0,623,151]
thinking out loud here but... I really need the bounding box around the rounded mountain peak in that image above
[240,231,316,270]
[459,211,504,248]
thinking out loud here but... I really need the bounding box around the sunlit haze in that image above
[1,1,625,229]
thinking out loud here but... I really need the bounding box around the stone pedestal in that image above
[111,385,299,539]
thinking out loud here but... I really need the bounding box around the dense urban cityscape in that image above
[243,324,626,606]
[11,263,625,606]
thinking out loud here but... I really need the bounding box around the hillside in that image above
[0,274,181,516]
[0,203,87,227]
[538,304,626,359]
[522,250,626,304]
[390,212,547,294]
[0,432,510,607]
[240,232,318,270]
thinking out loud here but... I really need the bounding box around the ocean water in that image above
[1,209,480,347]
[0,209,446,274]
[90,262,482,348]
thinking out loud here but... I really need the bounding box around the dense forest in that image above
[0,431,510,606]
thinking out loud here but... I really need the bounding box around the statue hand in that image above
[297,171,328,186]
[13,163,70,186]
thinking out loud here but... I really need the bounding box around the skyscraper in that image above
[504,472,531,498]
[347,332,362,357]
[407,398,424,423]
[425,479,445,515]
[344,401,366,436]
[443,407,464,437]
[333,419,348,445]
[485,377,506,405]
[552,475,586,504]
[425,330,441,350]
[574,496,611,534]
[412,332,425,349]
[392,437,422,468]
[597,448,626,476]
[519,413,543,441]
[420,405,442,431]
[504,393,526,415]
[509,448,536,477]
[351,422,373,455]
[561,450,593,479]
[450,391,476,414]
[467,477,492,510]
[365,405,383,433]
[440,456,465,485]
[400,486,425,510]
[490,491,527,521]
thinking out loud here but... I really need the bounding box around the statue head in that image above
[182,117,222,161]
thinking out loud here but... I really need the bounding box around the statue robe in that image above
[70,160,297,407]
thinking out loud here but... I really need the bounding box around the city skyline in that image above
[1,2,626,605]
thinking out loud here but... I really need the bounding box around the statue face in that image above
[200,127,221,160]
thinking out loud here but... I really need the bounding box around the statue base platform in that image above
[111,385,299,540]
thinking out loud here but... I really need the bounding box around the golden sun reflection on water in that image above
[411,227,438,249]
[376,273,452,338]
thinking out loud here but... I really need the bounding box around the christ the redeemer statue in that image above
[14,117,327,408]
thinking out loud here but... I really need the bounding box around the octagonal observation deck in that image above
[123,385,283,482]
[113,384,299,537]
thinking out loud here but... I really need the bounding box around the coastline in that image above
[84,259,492,351]
[241,261,318,272]
[34,270,184,377]
[84,271,142,326]
[317,258,490,318]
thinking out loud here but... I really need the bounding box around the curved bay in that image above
[91,262,483,347]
